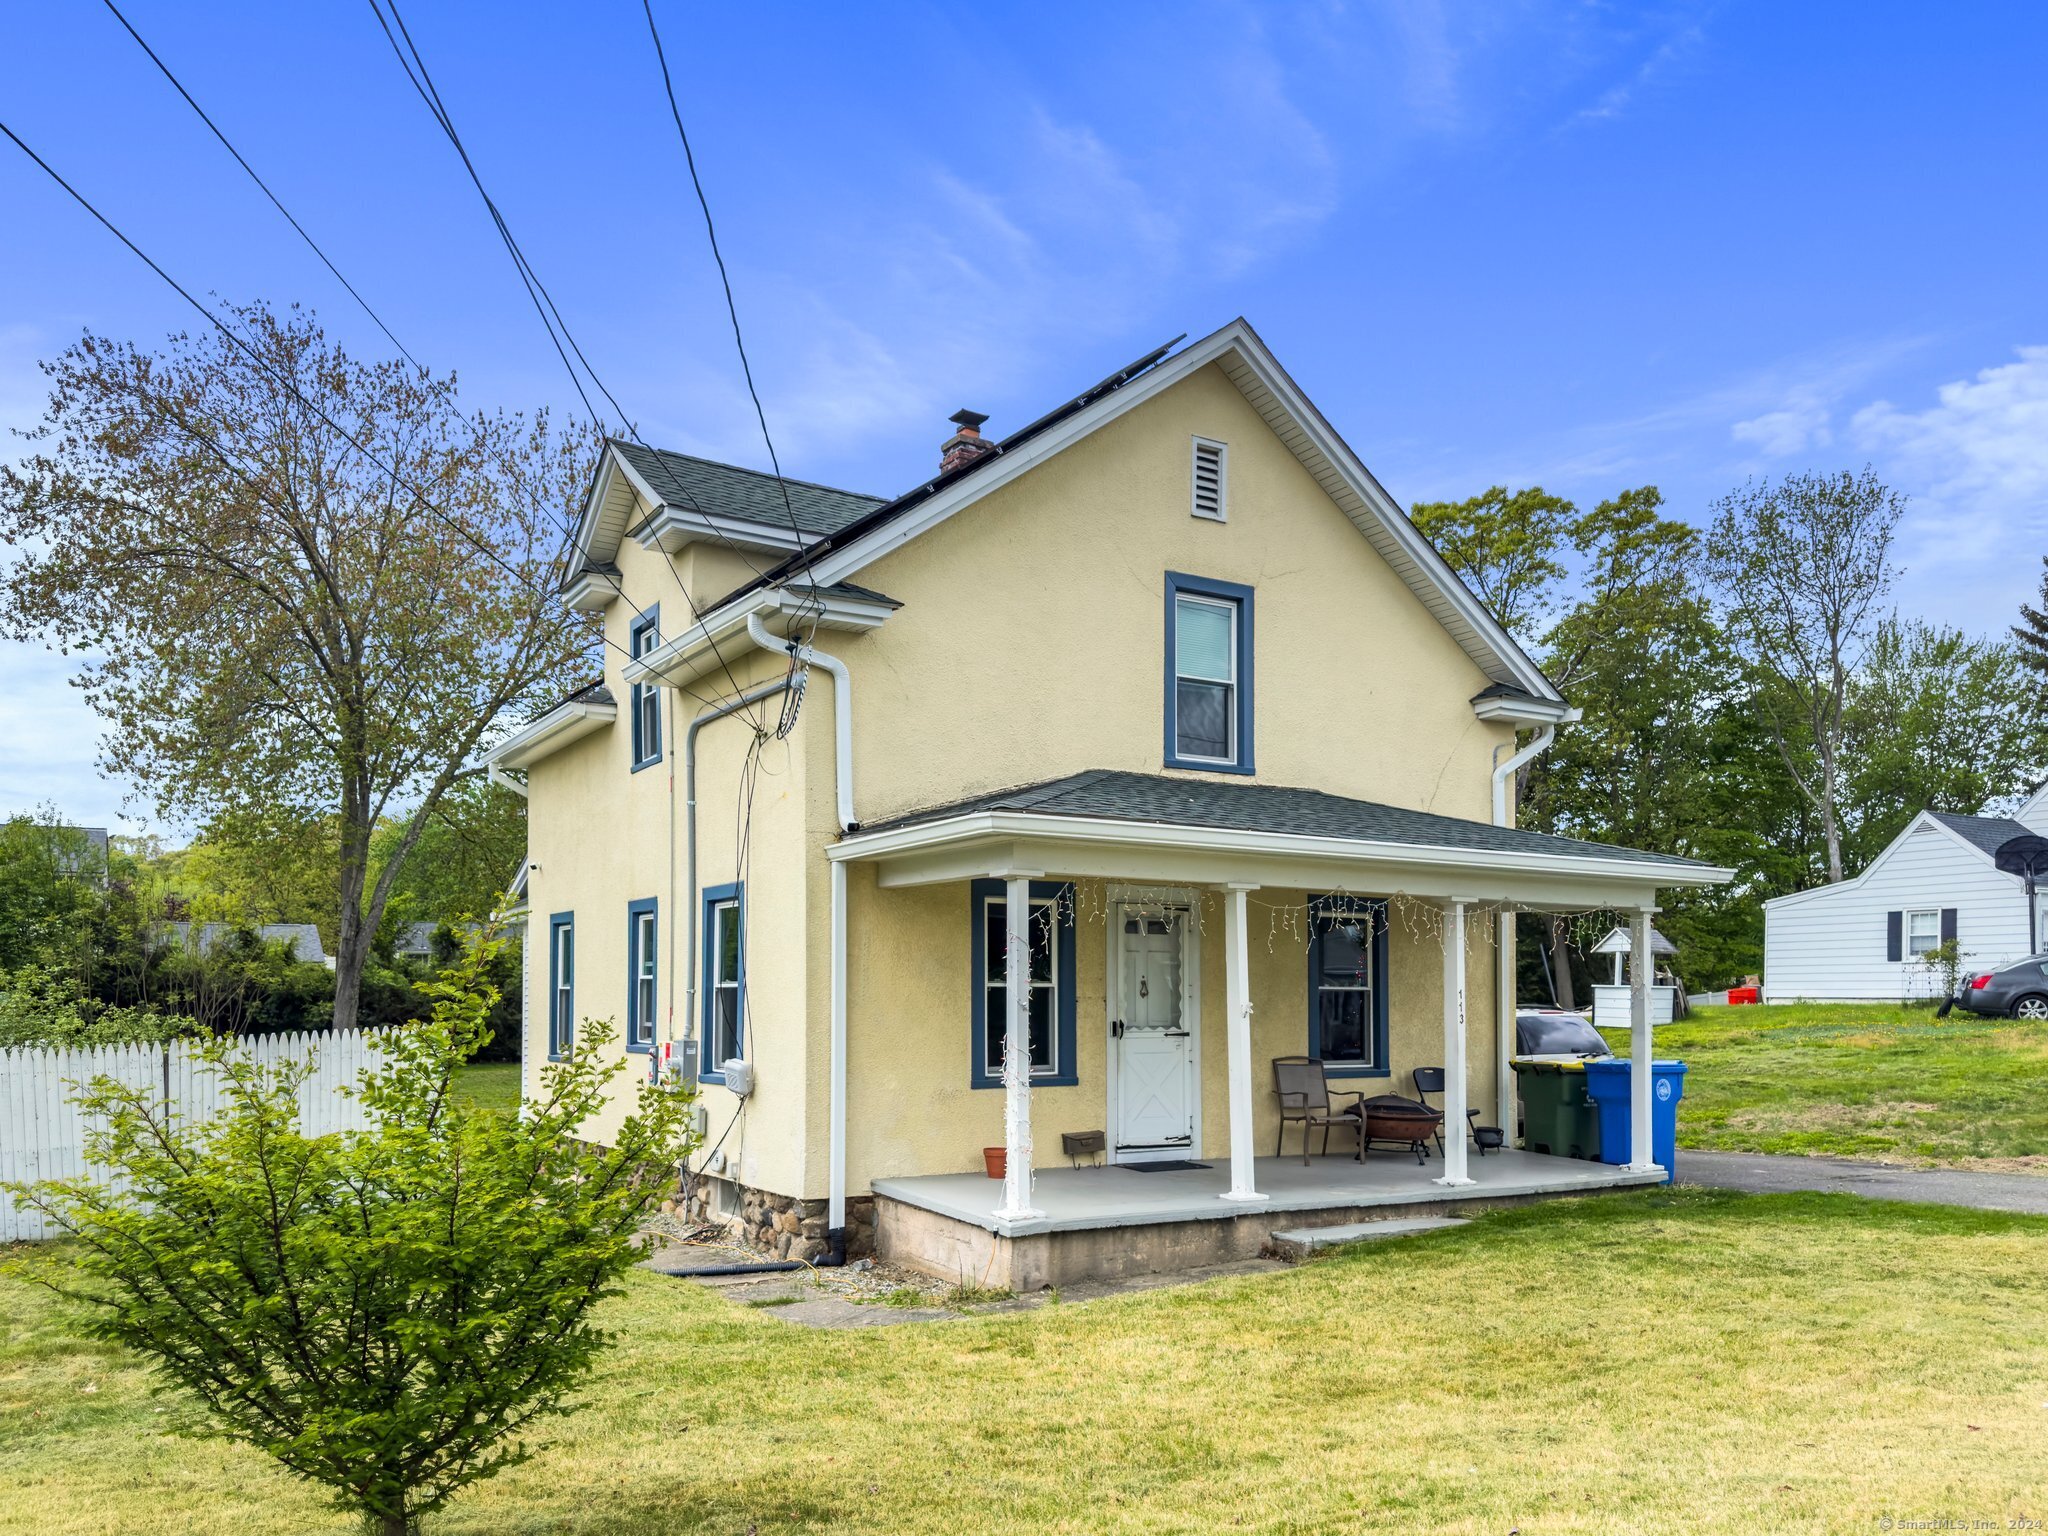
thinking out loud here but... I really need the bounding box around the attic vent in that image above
[1191,437,1227,521]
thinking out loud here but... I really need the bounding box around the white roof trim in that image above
[1472,694,1579,726]
[801,319,1562,702]
[631,502,808,556]
[482,696,616,772]
[826,808,1729,887]
[622,584,896,691]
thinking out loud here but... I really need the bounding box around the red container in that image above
[1727,986,1760,1006]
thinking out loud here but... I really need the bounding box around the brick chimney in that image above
[939,409,996,475]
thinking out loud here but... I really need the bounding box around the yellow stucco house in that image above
[487,319,1729,1286]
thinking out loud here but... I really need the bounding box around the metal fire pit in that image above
[1356,1095,1443,1165]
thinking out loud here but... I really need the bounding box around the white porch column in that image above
[1436,897,1476,1188]
[1625,903,1662,1174]
[1495,909,1516,1136]
[1219,883,1267,1204]
[996,875,1043,1221]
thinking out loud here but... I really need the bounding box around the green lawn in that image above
[1618,1002,2048,1165]
[6,1190,2048,1533]
[451,1061,521,1114]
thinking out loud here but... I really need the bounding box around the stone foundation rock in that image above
[681,1174,875,1262]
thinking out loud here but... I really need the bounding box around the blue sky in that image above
[6,1,2048,832]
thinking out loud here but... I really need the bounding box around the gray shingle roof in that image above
[855,769,1710,870]
[610,440,884,538]
[1931,812,2029,858]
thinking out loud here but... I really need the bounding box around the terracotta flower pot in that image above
[983,1146,1007,1179]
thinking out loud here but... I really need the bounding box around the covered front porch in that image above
[824,770,1730,1280]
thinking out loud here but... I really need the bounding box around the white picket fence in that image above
[0,1029,382,1242]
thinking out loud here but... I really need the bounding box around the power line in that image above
[0,114,685,697]
[367,0,777,724]
[91,0,713,674]
[640,0,817,600]
[97,0,424,373]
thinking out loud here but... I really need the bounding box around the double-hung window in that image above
[547,912,575,1059]
[968,879,1078,1088]
[1906,908,1942,959]
[626,897,657,1052]
[700,883,743,1080]
[629,607,662,770]
[1307,896,1389,1076]
[1164,572,1254,773]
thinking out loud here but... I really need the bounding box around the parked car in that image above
[1514,1009,1615,1059]
[1948,954,2048,1020]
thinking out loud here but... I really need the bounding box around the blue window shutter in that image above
[1886,911,1903,963]
[1940,908,1958,945]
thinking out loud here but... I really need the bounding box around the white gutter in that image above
[745,612,855,1236]
[1489,711,1579,1136]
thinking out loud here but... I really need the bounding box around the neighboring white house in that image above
[1763,785,2048,1002]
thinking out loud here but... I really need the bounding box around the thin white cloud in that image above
[1853,346,2048,576]
[1731,388,1834,458]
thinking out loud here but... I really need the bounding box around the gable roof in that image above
[586,321,1563,706]
[607,441,884,540]
[1930,811,2030,859]
[854,769,1712,872]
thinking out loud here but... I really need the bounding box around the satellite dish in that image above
[1995,834,2048,881]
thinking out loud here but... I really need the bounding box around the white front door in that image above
[1112,903,1196,1159]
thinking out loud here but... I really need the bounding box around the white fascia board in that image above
[826,809,1731,888]
[621,586,893,690]
[801,318,1562,703]
[561,567,618,612]
[1763,811,1992,911]
[630,503,809,556]
[483,698,617,771]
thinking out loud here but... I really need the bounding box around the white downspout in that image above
[487,763,527,798]
[1490,709,1578,1137]
[746,613,855,1239]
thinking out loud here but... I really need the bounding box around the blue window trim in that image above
[547,911,574,1061]
[1306,894,1390,1078]
[1163,571,1255,774]
[625,896,658,1053]
[699,881,743,1084]
[629,605,662,772]
[968,879,1078,1089]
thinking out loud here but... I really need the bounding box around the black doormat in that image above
[1123,1159,1211,1173]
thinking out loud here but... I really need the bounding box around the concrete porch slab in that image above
[1267,1216,1469,1259]
[872,1150,1662,1289]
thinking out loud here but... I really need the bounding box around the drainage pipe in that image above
[1490,712,1578,1135]
[745,613,856,1259]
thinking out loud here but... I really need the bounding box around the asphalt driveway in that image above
[1678,1149,2048,1215]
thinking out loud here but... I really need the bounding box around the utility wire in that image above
[368,0,775,724]
[97,0,423,373]
[94,0,709,667]
[640,0,817,600]
[0,114,684,696]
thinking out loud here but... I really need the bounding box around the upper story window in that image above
[548,912,575,1060]
[629,607,662,771]
[627,897,657,1052]
[1163,572,1255,774]
[1191,437,1227,521]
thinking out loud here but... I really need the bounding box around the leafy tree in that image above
[1409,485,1576,643]
[1703,468,1905,883]
[0,809,107,971]
[0,964,193,1048]
[1841,618,2048,868]
[10,926,694,1535]
[374,775,527,935]
[0,305,594,1030]
[2015,556,2048,685]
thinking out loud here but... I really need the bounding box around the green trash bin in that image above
[1512,1059,1602,1160]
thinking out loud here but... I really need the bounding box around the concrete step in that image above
[1268,1216,1470,1260]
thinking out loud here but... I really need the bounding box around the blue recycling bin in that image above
[1582,1060,1686,1182]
